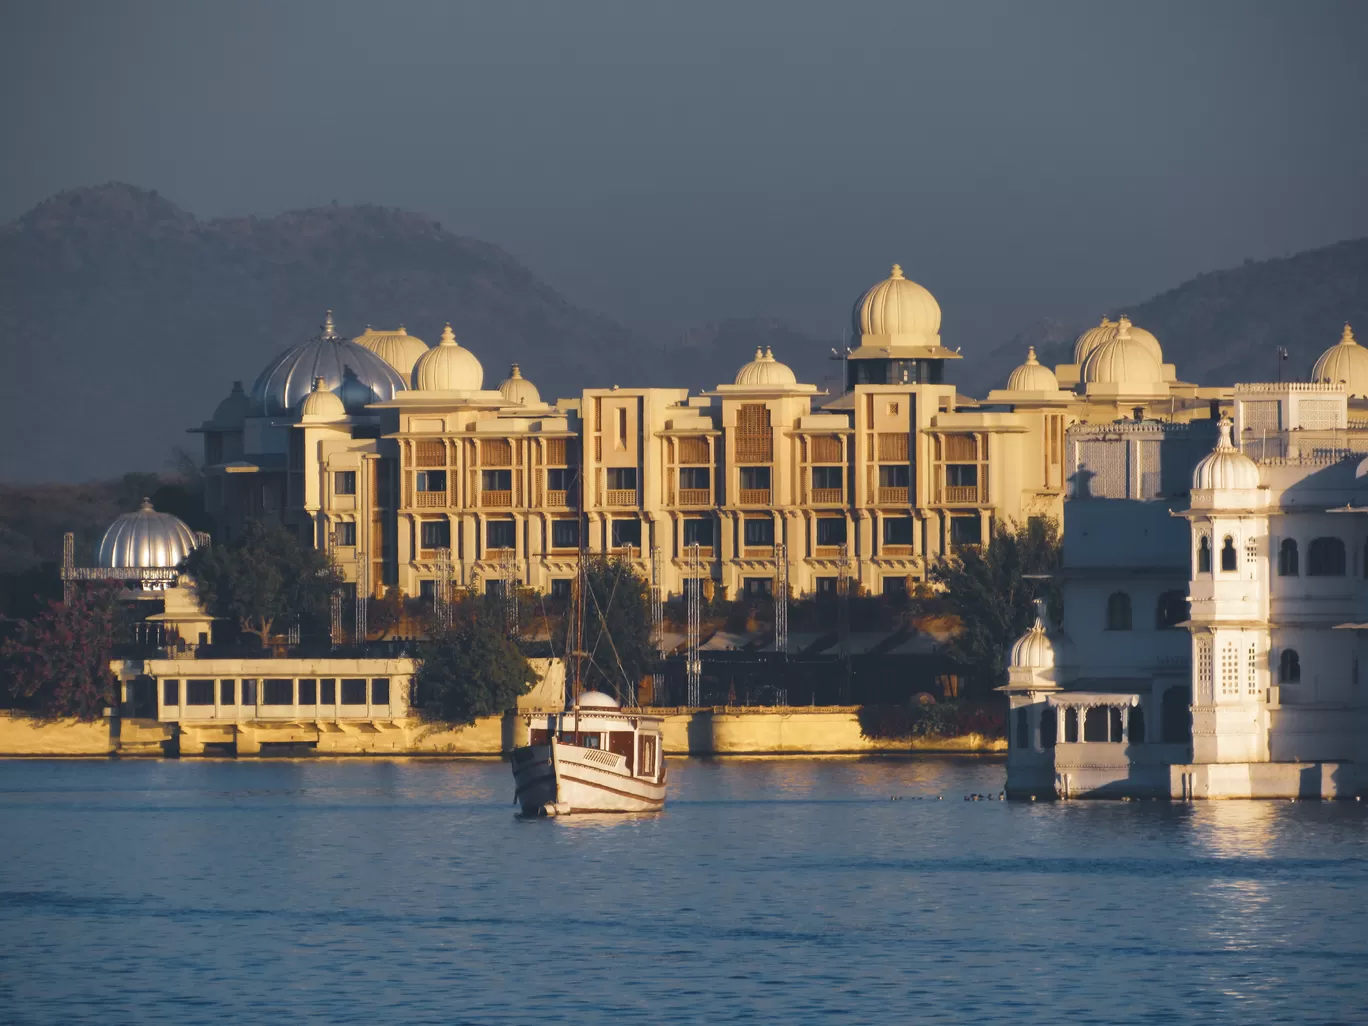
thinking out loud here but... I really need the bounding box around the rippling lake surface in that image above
[0,757,1364,1025]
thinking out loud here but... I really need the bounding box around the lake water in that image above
[0,757,1364,1025]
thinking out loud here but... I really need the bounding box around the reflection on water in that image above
[0,757,1363,1025]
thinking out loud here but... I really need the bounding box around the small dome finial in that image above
[1025,346,1038,364]
[1032,597,1048,629]
[1216,414,1235,450]
[140,496,154,511]
[440,323,457,346]
[312,376,326,393]
[509,363,522,378]
[1342,323,1356,346]
[323,310,336,336]
[753,346,764,361]
[764,346,775,360]
[890,263,904,279]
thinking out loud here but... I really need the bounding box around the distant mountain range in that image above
[2,183,1366,483]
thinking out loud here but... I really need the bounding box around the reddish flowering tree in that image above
[1,584,123,720]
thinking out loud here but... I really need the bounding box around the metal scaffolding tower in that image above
[499,548,520,638]
[774,541,788,657]
[434,546,454,631]
[650,545,664,700]
[837,542,852,703]
[686,541,702,707]
[327,526,344,647]
[354,559,368,648]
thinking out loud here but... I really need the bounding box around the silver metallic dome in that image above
[97,498,200,569]
[251,312,408,416]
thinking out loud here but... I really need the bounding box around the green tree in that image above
[184,520,338,646]
[929,517,1062,699]
[565,555,655,701]
[1,583,124,719]
[412,616,536,725]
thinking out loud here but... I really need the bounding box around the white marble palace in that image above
[192,265,1229,604]
[1004,332,1368,799]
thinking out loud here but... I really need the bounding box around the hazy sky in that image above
[3,0,1367,348]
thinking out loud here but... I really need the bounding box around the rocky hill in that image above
[964,240,1368,396]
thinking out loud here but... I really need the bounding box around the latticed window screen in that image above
[735,404,773,462]
[1242,400,1281,432]
[1247,646,1259,694]
[546,438,568,465]
[414,441,446,467]
[877,433,909,462]
[481,439,512,466]
[943,434,977,461]
[679,437,711,464]
[1221,643,1239,695]
[1245,538,1258,564]
[1197,641,1212,701]
[810,435,842,463]
[1298,400,1339,431]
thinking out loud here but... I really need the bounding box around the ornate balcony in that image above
[878,487,909,505]
[810,488,843,505]
[605,489,638,507]
[678,488,711,507]
[738,488,772,505]
[482,490,513,508]
[545,489,570,508]
[944,485,979,503]
[414,491,447,508]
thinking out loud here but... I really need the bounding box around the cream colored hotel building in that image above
[196,264,1226,601]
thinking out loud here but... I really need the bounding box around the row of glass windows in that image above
[162,678,392,707]
[1198,535,1353,577]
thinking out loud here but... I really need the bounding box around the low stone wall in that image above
[0,708,1004,758]
[0,712,114,756]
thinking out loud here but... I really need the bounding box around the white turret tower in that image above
[1182,416,1270,764]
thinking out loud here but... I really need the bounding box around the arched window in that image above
[1039,708,1057,748]
[1128,705,1146,744]
[1156,590,1189,629]
[1161,687,1192,743]
[1279,539,1299,577]
[1220,536,1237,572]
[1106,591,1132,631]
[1015,708,1031,748]
[1064,707,1079,744]
[1083,707,1109,742]
[1197,536,1211,574]
[1279,649,1301,683]
[1308,537,1346,576]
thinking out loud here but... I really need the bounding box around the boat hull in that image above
[511,741,667,816]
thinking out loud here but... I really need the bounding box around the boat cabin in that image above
[523,690,664,781]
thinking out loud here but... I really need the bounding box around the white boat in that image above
[511,690,667,816]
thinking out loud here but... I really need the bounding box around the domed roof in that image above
[1010,600,1070,672]
[1081,318,1163,386]
[498,363,541,406]
[576,690,620,709]
[96,498,200,569]
[251,312,407,416]
[734,346,799,387]
[1073,317,1117,364]
[1005,347,1060,392]
[1311,324,1368,397]
[1072,316,1162,365]
[211,381,250,429]
[354,325,429,378]
[1193,416,1260,491]
[298,376,348,421]
[852,264,942,347]
[412,324,484,392]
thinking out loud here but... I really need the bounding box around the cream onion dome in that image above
[1005,347,1059,391]
[1311,323,1368,397]
[97,498,200,569]
[1081,317,1162,385]
[1009,599,1071,671]
[412,323,483,391]
[575,690,620,709]
[252,311,407,416]
[1193,416,1260,491]
[298,376,347,421]
[498,363,541,405]
[853,264,942,345]
[211,380,250,428]
[354,325,429,379]
[734,346,799,387]
[1072,317,1117,364]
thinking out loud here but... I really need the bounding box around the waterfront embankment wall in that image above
[0,708,1005,757]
